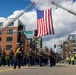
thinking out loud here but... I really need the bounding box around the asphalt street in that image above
[0,64,76,75]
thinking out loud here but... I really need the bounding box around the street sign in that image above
[24,31,33,34]
[56,45,61,48]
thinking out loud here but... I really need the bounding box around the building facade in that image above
[0,19,20,53]
[67,34,76,54]
[0,19,35,54]
[63,34,76,59]
[27,36,42,51]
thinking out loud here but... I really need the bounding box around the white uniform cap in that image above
[17,43,20,45]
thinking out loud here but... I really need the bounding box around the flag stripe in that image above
[44,10,47,35]
[46,9,49,34]
[50,8,54,34]
[44,10,48,35]
[49,8,53,34]
[48,8,51,34]
[39,18,42,36]
[37,20,39,37]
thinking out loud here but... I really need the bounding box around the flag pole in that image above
[51,1,76,16]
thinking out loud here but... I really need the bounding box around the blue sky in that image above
[0,0,32,18]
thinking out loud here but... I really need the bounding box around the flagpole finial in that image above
[51,1,55,4]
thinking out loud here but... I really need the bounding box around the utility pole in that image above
[51,1,76,16]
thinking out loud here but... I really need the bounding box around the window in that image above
[13,30,17,34]
[6,45,12,50]
[72,35,75,40]
[73,44,76,47]
[0,22,3,27]
[7,29,13,34]
[74,49,76,52]
[6,37,13,42]
[19,25,23,30]
[0,37,2,41]
[27,45,29,47]
[9,22,14,26]
[72,40,75,43]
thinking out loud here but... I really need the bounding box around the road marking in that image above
[0,66,29,73]
[0,68,14,73]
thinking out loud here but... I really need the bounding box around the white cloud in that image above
[42,35,67,48]
[7,10,24,19]
[20,9,37,31]
[0,17,6,20]
[0,0,76,50]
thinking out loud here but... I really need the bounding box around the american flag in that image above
[36,8,54,37]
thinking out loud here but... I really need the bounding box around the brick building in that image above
[63,34,76,59]
[0,19,35,54]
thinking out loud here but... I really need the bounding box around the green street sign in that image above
[56,45,61,48]
[24,31,33,34]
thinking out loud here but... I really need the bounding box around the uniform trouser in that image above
[49,56,53,67]
[21,57,24,66]
[7,59,10,66]
[39,56,42,67]
[24,58,27,66]
[10,59,14,66]
[2,57,6,66]
[44,58,48,65]
[36,58,39,65]
[10,57,14,66]
[28,56,32,66]
[14,57,21,68]
[32,58,35,66]
[54,58,56,65]
[71,60,75,65]
[52,58,56,66]
[0,57,2,66]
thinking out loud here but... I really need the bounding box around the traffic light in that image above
[34,30,38,36]
[54,44,56,48]
[61,45,63,48]
[0,37,1,41]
